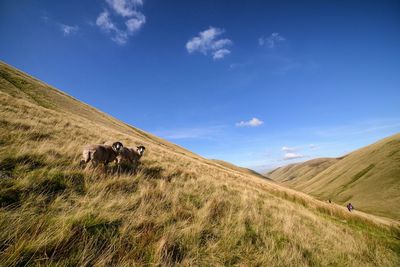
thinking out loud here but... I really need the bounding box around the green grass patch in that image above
[29,171,86,197]
[104,178,138,194]
[71,213,121,248]
[0,70,55,109]
[180,192,203,209]
[26,131,52,141]
[0,119,31,131]
[337,164,375,194]
[243,219,263,246]
[349,164,375,185]
[317,209,400,255]
[0,154,46,175]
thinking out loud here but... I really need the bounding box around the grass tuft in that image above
[0,187,21,208]
[0,154,46,174]
[72,214,121,240]
[157,235,186,265]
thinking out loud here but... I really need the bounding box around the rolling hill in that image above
[268,134,400,220]
[0,60,399,266]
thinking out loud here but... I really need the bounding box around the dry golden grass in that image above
[0,61,399,266]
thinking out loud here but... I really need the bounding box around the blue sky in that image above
[1,0,400,171]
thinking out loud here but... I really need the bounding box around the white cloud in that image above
[211,39,232,50]
[309,144,319,150]
[60,24,79,36]
[283,152,304,160]
[112,31,129,45]
[213,49,231,60]
[96,11,116,32]
[259,32,285,48]
[281,145,304,160]
[106,0,143,17]
[125,12,146,32]
[282,146,297,152]
[96,11,129,45]
[186,27,232,59]
[96,0,145,45]
[236,118,264,127]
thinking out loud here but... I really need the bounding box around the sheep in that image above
[116,145,146,173]
[80,141,123,169]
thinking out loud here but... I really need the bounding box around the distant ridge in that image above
[268,134,400,220]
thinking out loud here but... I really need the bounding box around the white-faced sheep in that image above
[80,141,123,168]
[116,145,146,173]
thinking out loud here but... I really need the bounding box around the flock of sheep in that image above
[80,141,146,173]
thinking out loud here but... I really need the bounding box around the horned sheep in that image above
[116,145,146,173]
[80,141,123,168]
[103,141,146,173]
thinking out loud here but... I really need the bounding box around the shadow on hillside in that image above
[80,161,190,183]
[140,166,165,179]
[0,154,46,174]
[99,164,166,180]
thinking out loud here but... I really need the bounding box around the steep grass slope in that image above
[1,61,399,266]
[268,158,339,185]
[268,134,400,220]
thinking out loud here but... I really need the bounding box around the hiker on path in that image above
[347,203,354,212]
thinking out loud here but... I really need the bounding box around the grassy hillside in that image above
[268,134,400,220]
[268,158,339,185]
[0,61,399,266]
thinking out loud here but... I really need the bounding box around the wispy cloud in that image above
[40,15,79,37]
[309,144,319,150]
[41,15,49,23]
[283,152,304,160]
[281,146,298,152]
[60,24,79,36]
[259,32,285,48]
[106,0,143,17]
[96,0,146,45]
[213,49,231,60]
[315,120,400,137]
[186,27,233,60]
[236,118,264,127]
[281,145,306,160]
[96,11,116,32]
[218,119,399,171]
